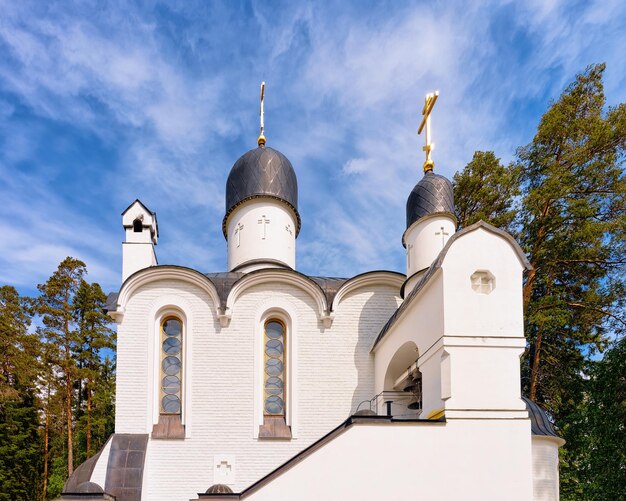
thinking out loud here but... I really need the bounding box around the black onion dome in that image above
[205,484,234,494]
[406,171,455,230]
[522,397,560,438]
[223,145,300,238]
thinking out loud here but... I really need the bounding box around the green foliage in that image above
[517,63,626,411]
[452,151,521,231]
[74,280,115,458]
[561,338,626,499]
[0,258,116,499]
[0,390,41,500]
[0,286,42,500]
[0,285,38,397]
[37,257,88,478]
[46,455,67,500]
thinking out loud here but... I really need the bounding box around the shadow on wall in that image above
[350,289,401,414]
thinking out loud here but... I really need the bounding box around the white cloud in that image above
[0,0,624,290]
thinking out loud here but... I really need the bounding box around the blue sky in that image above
[1,0,625,296]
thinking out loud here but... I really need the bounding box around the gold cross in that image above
[258,81,266,146]
[417,91,439,173]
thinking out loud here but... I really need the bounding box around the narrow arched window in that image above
[133,218,143,232]
[260,319,291,438]
[264,320,285,416]
[160,317,183,415]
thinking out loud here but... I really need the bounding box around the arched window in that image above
[152,314,186,439]
[264,319,286,416]
[259,318,291,438]
[160,317,183,415]
[133,218,143,232]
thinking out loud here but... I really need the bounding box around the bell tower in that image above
[121,199,158,282]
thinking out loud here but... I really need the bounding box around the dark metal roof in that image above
[107,266,399,316]
[76,482,104,494]
[373,220,532,351]
[104,292,119,313]
[406,171,455,231]
[63,437,108,492]
[205,484,234,494]
[121,198,155,216]
[230,258,292,273]
[308,276,349,309]
[223,145,300,238]
[104,433,149,500]
[204,272,245,310]
[522,397,560,438]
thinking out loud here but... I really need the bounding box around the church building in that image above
[59,89,564,501]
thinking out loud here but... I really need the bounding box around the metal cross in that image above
[234,223,244,247]
[417,91,439,172]
[258,81,266,146]
[258,215,270,239]
[435,226,449,247]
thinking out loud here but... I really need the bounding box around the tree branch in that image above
[567,302,626,328]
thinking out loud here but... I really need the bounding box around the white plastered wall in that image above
[114,271,400,500]
[373,272,445,416]
[245,420,533,501]
[226,199,297,271]
[532,436,562,501]
[122,243,157,283]
[440,228,527,415]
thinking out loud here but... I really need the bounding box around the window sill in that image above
[259,415,292,440]
[152,414,185,439]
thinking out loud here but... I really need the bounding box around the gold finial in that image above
[257,81,266,146]
[417,91,439,173]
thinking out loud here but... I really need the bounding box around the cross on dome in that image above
[258,81,266,146]
[417,91,439,173]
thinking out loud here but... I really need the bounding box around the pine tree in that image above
[73,280,115,459]
[0,286,41,500]
[37,257,87,477]
[452,151,520,231]
[517,63,626,409]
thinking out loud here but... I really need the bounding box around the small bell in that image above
[407,400,422,410]
[403,376,417,393]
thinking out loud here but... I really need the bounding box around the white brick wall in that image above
[115,277,401,500]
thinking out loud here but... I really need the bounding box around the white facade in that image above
[61,155,563,500]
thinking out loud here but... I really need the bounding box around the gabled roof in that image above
[121,199,159,239]
[121,198,155,216]
[372,220,531,351]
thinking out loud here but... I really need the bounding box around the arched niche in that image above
[381,341,422,417]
